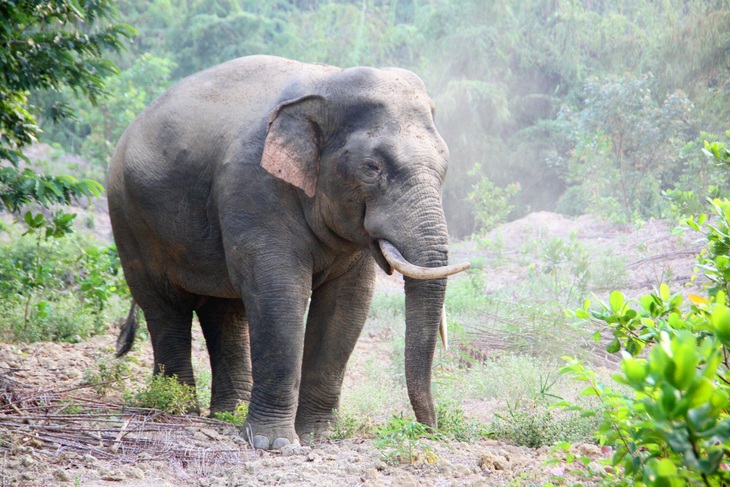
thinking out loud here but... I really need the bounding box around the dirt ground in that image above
[0,204,702,486]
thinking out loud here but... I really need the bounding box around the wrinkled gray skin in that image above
[108,55,451,450]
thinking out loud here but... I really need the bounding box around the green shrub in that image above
[559,156,730,484]
[329,408,375,440]
[125,370,197,414]
[0,225,127,343]
[213,402,248,426]
[489,400,597,448]
[374,414,439,465]
[83,353,130,396]
[468,172,520,237]
[435,401,486,442]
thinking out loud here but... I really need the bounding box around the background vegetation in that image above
[26,0,730,236]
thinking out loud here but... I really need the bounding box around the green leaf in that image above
[606,337,621,354]
[609,290,625,313]
[626,337,644,357]
[660,283,670,302]
[622,356,648,387]
[655,458,677,477]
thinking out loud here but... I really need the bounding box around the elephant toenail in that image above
[252,435,271,450]
[271,437,291,449]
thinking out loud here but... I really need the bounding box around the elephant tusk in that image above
[440,306,448,350]
[378,239,471,279]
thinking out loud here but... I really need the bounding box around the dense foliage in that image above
[0,0,132,212]
[23,0,728,236]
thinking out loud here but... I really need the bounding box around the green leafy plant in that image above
[78,244,127,317]
[0,0,130,212]
[125,368,197,414]
[490,398,596,449]
[83,354,130,397]
[374,414,439,465]
[0,227,127,342]
[570,284,683,358]
[435,402,486,443]
[555,135,730,484]
[530,234,591,306]
[329,409,374,440]
[560,312,730,487]
[213,402,249,426]
[688,201,730,303]
[468,171,520,238]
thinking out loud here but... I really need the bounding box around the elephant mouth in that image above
[370,240,394,275]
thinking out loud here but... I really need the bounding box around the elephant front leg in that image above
[296,254,376,439]
[242,272,311,450]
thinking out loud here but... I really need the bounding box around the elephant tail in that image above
[116,301,139,357]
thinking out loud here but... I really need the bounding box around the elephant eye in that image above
[362,161,383,177]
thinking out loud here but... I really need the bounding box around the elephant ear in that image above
[261,95,325,197]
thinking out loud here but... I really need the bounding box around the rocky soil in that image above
[0,202,702,486]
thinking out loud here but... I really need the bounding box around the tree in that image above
[553,74,693,221]
[0,0,133,213]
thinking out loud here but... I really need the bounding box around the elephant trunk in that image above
[404,275,446,427]
[368,184,469,427]
[392,196,453,427]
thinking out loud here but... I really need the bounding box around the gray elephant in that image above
[109,55,469,450]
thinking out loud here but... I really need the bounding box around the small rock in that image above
[554,466,569,476]
[64,368,82,380]
[436,457,454,474]
[454,464,472,478]
[125,466,144,479]
[101,469,126,481]
[478,451,508,471]
[82,454,99,465]
[375,460,387,471]
[280,444,311,456]
[53,469,72,482]
[198,478,212,487]
[577,443,602,457]
[21,472,34,481]
[393,472,418,487]
[363,468,378,480]
[306,452,321,462]
[20,454,34,467]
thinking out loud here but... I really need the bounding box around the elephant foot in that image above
[295,416,334,439]
[243,421,299,450]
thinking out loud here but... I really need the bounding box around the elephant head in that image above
[260,66,469,427]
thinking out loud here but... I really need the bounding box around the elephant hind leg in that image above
[140,300,199,413]
[197,298,253,415]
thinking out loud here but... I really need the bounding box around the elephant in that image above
[108,55,469,450]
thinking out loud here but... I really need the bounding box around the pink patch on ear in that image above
[262,134,317,197]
